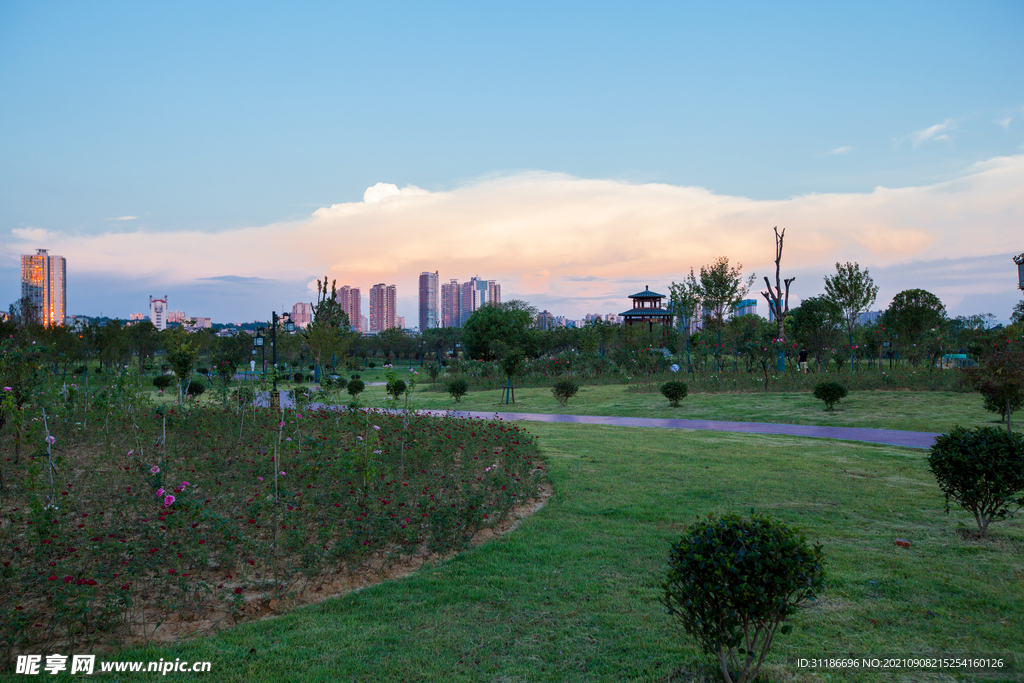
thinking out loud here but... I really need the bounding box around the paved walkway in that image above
[415,410,939,449]
[268,392,938,449]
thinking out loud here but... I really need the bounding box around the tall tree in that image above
[461,300,536,360]
[668,271,701,335]
[823,262,879,337]
[695,257,755,331]
[761,226,795,341]
[304,277,352,373]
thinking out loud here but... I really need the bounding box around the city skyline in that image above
[1,3,1021,323]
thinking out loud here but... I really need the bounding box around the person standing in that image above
[798,348,809,373]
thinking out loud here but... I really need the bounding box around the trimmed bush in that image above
[448,378,469,403]
[928,426,1024,535]
[551,380,579,406]
[292,372,304,382]
[346,379,365,398]
[663,514,824,683]
[660,380,689,407]
[813,381,848,411]
[153,375,175,390]
[185,378,206,397]
[368,362,376,369]
[387,378,407,401]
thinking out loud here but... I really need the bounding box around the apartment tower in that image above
[335,286,362,331]
[418,271,439,331]
[369,283,397,332]
[441,279,461,327]
[149,296,168,331]
[21,249,66,326]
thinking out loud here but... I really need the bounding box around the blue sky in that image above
[1,1,1022,323]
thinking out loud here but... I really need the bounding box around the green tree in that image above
[668,273,701,333]
[304,277,353,373]
[461,301,536,360]
[1011,300,1024,326]
[883,289,947,365]
[823,262,879,337]
[129,320,160,374]
[695,256,756,331]
[789,296,843,372]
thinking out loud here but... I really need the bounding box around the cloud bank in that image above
[4,155,1023,319]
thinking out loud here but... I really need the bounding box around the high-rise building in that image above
[149,296,168,331]
[418,271,439,331]
[733,299,758,317]
[166,310,187,324]
[397,316,405,329]
[369,283,397,331]
[487,281,501,306]
[460,279,479,326]
[21,249,66,326]
[441,279,461,327]
[129,313,147,322]
[536,310,555,331]
[335,286,361,331]
[291,302,312,328]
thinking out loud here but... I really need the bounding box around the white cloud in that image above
[109,215,138,221]
[996,117,1011,129]
[3,155,1022,318]
[911,119,955,146]
[828,146,851,155]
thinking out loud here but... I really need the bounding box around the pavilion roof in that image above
[620,308,673,317]
[628,285,665,299]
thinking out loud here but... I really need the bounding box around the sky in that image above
[1,0,1022,325]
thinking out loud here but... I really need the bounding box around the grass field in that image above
[84,422,1022,683]
[360,383,999,434]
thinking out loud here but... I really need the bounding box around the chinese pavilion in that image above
[620,286,673,331]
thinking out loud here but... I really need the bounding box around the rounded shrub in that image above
[928,426,1024,535]
[660,380,689,407]
[368,362,376,369]
[448,378,469,403]
[185,378,206,397]
[292,372,304,382]
[346,379,365,398]
[551,379,579,406]
[387,378,407,401]
[153,375,175,390]
[663,514,824,683]
[813,381,848,411]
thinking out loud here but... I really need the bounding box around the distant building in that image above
[488,281,501,306]
[361,315,368,332]
[335,286,361,330]
[188,317,212,329]
[397,316,405,329]
[555,315,568,328]
[536,310,555,330]
[460,279,479,326]
[291,302,312,328]
[129,313,146,322]
[21,248,66,327]
[166,310,187,324]
[441,279,462,327]
[369,283,397,331]
[855,310,883,326]
[734,299,758,317]
[604,313,622,324]
[149,296,168,331]
[768,298,800,323]
[418,271,439,331]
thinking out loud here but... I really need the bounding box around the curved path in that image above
[416,410,939,449]
[270,393,938,449]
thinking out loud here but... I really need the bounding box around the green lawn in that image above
[82,423,1022,683]
[364,383,998,434]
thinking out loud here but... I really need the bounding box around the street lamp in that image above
[253,329,265,377]
[1015,253,1024,291]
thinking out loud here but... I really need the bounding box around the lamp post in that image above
[1015,253,1024,291]
[253,329,265,377]
[269,312,296,407]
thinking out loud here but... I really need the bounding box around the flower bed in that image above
[0,405,544,659]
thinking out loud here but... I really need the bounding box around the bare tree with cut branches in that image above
[761,226,795,341]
